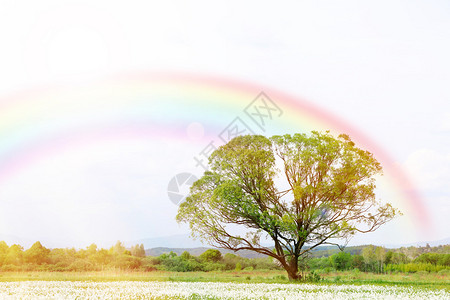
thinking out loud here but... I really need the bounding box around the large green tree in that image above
[177,131,399,280]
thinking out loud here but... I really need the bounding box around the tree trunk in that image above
[286,266,301,281]
[285,259,301,281]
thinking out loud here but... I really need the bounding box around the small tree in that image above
[180,251,193,260]
[4,244,24,266]
[330,251,352,271]
[177,132,399,280]
[131,244,146,257]
[351,254,365,270]
[0,241,9,266]
[375,246,386,273]
[362,245,377,272]
[199,249,222,262]
[110,241,126,256]
[24,241,50,265]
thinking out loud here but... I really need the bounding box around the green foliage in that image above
[439,254,450,266]
[4,244,24,266]
[110,255,142,270]
[304,270,322,282]
[385,263,450,273]
[308,257,332,270]
[110,241,127,256]
[131,244,146,258]
[199,249,222,263]
[361,245,386,273]
[235,262,242,271]
[0,241,9,266]
[0,240,447,275]
[181,251,193,260]
[351,254,365,270]
[67,259,95,271]
[330,251,352,271]
[390,252,409,264]
[414,253,450,266]
[159,255,203,272]
[24,241,50,265]
[177,131,399,280]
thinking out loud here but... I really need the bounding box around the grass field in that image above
[0,270,449,291]
[1,280,449,299]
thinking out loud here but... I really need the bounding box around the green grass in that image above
[319,270,450,290]
[0,270,448,291]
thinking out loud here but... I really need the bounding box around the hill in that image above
[145,247,267,259]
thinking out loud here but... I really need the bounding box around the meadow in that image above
[0,269,449,290]
[0,269,449,299]
[0,274,449,299]
[1,241,449,298]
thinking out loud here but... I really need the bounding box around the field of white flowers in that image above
[0,281,448,299]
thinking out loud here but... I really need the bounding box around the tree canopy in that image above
[177,131,400,280]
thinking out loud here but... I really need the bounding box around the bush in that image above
[330,252,352,271]
[235,262,242,271]
[199,249,222,263]
[305,270,321,282]
[308,257,332,270]
[438,254,450,266]
[351,268,361,279]
[385,263,450,273]
[223,253,244,270]
[438,269,450,276]
[1,264,19,271]
[203,262,225,272]
[68,259,94,271]
[351,255,365,271]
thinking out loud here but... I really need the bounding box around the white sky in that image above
[0,0,449,248]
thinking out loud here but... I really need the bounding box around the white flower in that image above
[0,281,448,299]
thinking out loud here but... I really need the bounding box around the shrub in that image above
[1,264,19,271]
[203,262,225,272]
[235,262,242,271]
[351,268,361,279]
[330,252,352,271]
[199,250,222,263]
[68,259,94,271]
[305,270,321,282]
[438,269,450,276]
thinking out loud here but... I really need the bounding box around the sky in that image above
[0,0,449,249]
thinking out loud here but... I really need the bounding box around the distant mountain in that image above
[382,236,450,248]
[145,245,369,259]
[1,232,448,252]
[133,233,450,251]
[139,234,450,259]
[145,247,267,259]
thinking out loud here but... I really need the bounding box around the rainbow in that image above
[0,72,431,236]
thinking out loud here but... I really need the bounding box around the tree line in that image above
[308,244,450,274]
[0,240,449,273]
[0,241,276,272]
